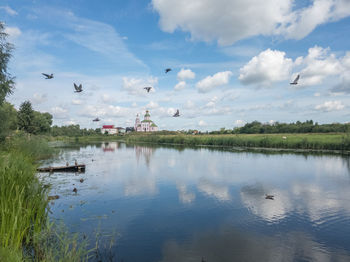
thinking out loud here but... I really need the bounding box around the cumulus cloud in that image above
[196,71,232,93]
[152,0,350,45]
[240,46,350,88]
[32,93,47,104]
[299,46,342,86]
[239,49,293,86]
[315,100,345,112]
[51,106,68,119]
[177,68,195,81]
[174,81,186,91]
[0,6,18,16]
[122,76,158,96]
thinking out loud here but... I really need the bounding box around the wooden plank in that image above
[37,164,85,173]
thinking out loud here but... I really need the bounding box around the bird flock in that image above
[42,69,301,121]
[41,67,184,121]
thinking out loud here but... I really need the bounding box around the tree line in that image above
[207,120,350,134]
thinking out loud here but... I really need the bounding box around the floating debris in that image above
[48,195,60,200]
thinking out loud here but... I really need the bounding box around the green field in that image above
[124,133,350,152]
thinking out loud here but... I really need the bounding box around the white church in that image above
[134,110,158,132]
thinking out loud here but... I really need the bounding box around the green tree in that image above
[32,111,53,134]
[17,101,35,133]
[0,23,15,105]
[0,102,17,140]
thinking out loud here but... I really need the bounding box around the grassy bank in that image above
[125,133,350,152]
[0,134,90,261]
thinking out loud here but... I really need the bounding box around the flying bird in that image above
[265,194,274,200]
[42,73,53,79]
[165,68,172,73]
[74,83,83,93]
[173,109,180,117]
[93,118,100,122]
[144,86,152,93]
[290,74,300,85]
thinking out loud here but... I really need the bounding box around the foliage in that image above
[0,22,15,105]
[0,102,17,141]
[16,101,53,135]
[230,120,350,134]
[17,100,35,133]
[50,125,101,137]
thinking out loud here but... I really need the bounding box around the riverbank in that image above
[0,134,90,261]
[124,133,350,153]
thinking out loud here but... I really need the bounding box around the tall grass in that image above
[125,133,350,152]
[0,134,92,261]
[0,152,48,250]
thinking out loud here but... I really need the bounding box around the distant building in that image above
[116,127,126,134]
[101,125,117,135]
[135,110,158,132]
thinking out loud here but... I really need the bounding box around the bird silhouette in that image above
[144,86,152,93]
[74,83,83,92]
[173,109,180,117]
[93,118,100,122]
[265,194,274,200]
[165,68,172,73]
[42,73,53,79]
[290,74,300,85]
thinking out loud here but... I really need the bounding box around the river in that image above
[39,142,350,262]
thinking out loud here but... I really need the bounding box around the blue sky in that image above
[1,0,350,130]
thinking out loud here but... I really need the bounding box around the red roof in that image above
[102,125,115,129]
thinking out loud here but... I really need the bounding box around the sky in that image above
[1,0,350,131]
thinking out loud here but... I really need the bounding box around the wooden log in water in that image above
[37,164,85,173]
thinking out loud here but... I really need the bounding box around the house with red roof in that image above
[101,125,117,135]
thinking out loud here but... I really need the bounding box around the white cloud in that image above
[4,26,22,39]
[0,6,18,16]
[71,99,83,105]
[315,101,345,112]
[184,100,195,109]
[174,81,186,91]
[196,71,232,93]
[283,0,350,40]
[235,120,246,127]
[299,46,342,86]
[152,0,350,45]
[239,49,293,86]
[146,101,159,109]
[101,94,115,103]
[32,93,47,104]
[198,120,207,127]
[314,92,321,97]
[51,106,68,119]
[122,76,158,96]
[177,68,195,81]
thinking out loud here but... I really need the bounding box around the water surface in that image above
[40,142,350,261]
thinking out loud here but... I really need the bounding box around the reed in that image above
[0,134,92,261]
[125,133,350,152]
[0,152,48,252]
